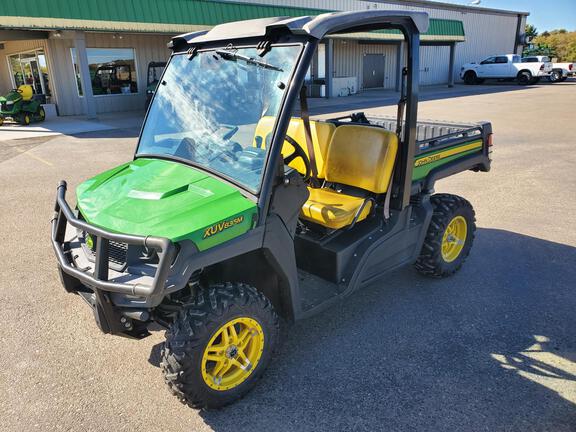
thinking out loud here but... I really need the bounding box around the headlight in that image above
[85,233,94,250]
[146,90,153,95]
[6,101,14,106]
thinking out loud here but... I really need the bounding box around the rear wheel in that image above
[161,283,279,409]
[463,71,478,85]
[415,194,476,278]
[517,70,533,85]
[549,70,562,82]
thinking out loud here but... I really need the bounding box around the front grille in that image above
[108,241,128,266]
[83,236,129,270]
[1,102,7,111]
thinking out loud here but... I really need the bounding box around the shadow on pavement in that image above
[162,228,575,431]
[309,83,545,116]
[68,126,142,140]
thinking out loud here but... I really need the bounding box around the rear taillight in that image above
[487,133,494,147]
[570,64,573,71]
[540,64,544,70]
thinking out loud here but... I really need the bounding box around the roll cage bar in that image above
[168,10,428,220]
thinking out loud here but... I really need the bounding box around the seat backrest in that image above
[253,116,336,178]
[324,125,398,194]
[17,85,33,101]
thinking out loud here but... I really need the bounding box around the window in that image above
[480,57,496,65]
[71,48,138,96]
[495,56,508,64]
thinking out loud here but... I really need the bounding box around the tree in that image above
[523,43,557,58]
[525,24,538,40]
[532,30,576,61]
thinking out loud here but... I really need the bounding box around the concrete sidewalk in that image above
[0,110,144,141]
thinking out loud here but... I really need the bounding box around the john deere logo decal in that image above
[203,216,245,239]
[415,154,443,167]
[414,141,483,167]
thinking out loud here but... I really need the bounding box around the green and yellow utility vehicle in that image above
[52,11,493,409]
[0,85,45,126]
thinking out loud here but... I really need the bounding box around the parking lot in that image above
[0,81,575,431]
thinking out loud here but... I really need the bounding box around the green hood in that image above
[1,90,22,103]
[76,158,257,251]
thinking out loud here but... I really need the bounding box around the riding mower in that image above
[52,10,493,409]
[0,85,45,126]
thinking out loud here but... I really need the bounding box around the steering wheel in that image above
[283,135,311,181]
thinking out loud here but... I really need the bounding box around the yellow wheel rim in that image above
[201,317,264,391]
[441,215,467,263]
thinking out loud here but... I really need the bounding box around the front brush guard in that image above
[51,181,177,337]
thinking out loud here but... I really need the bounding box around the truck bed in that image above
[327,113,492,192]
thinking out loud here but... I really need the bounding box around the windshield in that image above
[137,45,302,193]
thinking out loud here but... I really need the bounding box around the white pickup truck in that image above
[461,54,553,85]
[522,56,575,82]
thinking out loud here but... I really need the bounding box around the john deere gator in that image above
[52,10,493,409]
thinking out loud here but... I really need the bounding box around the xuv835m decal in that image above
[203,216,245,239]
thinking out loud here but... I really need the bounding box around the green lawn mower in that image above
[52,10,493,409]
[0,85,45,126]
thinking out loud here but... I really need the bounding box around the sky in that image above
[435,0,576,31]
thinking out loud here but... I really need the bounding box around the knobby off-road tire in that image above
[415,194,476,278]
[161,283,279,409]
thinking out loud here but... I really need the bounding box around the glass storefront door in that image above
[8,50,52,103]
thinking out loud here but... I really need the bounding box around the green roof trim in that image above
[0,0,464,37]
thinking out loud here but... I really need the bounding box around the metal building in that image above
[0,0,528,117]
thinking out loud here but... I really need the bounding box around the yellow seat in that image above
[301,187,373,230]
[300,125,399,229]
[17,85,33,101]
[253,116,335,178]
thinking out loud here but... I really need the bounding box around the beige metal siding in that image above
[47,33,172,115]
[333,40,398,90]
[233,0,521,85]
[420,45,450,85]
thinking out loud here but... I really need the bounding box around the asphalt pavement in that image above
[0,81,574,431]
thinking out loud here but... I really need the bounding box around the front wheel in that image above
[0,116,4,127]
[20,113,31,125]
[463,71,478,85]
[415,194,476,278]
[38,106,46,122]
[161,283,279,409]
